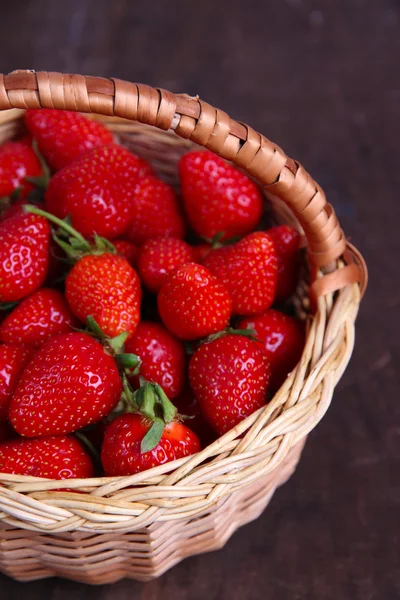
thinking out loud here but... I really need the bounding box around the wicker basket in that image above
[0,71,367,584]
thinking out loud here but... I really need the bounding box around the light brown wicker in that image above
[0,71,367,584]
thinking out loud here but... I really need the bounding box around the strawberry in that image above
[158,263,232,340]
[238,310,305,391]
[192,243,213,263]
[0,344,33,421]
[189,334,271,435]
[113,239,138,267]
[126,176,186,245]
[203,232,277,316]
[0,436,94,479]
[0,211,50,302]
[138,237,194,293]
[267,225,301,302]
[25,109,114,171]
[179,150,263,241]
[0,197,35,222]
[125,321,186,399]
[0,288,78,348]
[45,144,152,240]
[9,332,123,437]
[0,141,42,199]
[101,412,200,476]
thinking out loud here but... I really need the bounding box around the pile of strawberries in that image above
[0,109,305,482]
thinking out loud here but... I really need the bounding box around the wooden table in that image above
[0,1,398,598]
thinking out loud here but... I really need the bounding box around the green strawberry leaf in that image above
[140,417,165,453]
[154,384,177,423]
[117,353,141,372]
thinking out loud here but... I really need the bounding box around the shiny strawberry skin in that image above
[203,232,278,316]
[0,141,42,199]
[0,288,78,348]
[45,144,152,239]
[9,332,122,437]
[0,212,50,302]
[267,225,301,302]
[238,310,305,391]
[158,263,232,341]
[101,413,200,476]
[179,150,263,241]
[125,321,186,399]
[0,344,34,421]
[66,253,141,339]
[138,237,194,293]
[189,335,271,435]
[126,176,186,245]
[113,239,138,267]
[0,436,94,479]
[25,109,114,171]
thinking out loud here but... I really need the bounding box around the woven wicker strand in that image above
[0,72,366,583]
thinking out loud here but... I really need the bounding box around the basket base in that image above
[0,439,305,584]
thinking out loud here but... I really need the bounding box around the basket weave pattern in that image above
[0,72,366,584]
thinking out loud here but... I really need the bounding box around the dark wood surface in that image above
[0,1,399,598]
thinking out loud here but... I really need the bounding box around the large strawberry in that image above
[179,150,263,241]
[138,237,194,293]
[0,344,33,421]
[267,225,301,303]
[25,109,114,171]
[0,288,78,348]
[158,263,232,340]
[125,321,186,399]
[0,436,94,479]
[189,334,271,435]
[9,332,123,437]
[45,144,152,240]
[203,232,277,316]
[0,141,42,199]
[126,176,186,245]
[0,211,50,302]
[238,310,305,391]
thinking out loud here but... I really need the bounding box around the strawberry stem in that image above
[24,204,91,250]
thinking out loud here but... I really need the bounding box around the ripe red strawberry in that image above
[9,332,122,437]
[113,239,138,267]
[0,288,78,348]
[25,109,114,171]
[267,225,301,302]
[138,237,194,293]
[126,176,186,245]
[125,321,186,399]
[66,253,141,339]
[192,243,213,263]
[189,334,271,435]
[0,211,50,302]
[238,310,305,391]
[158,263,232,340]
[0,344,33,421]
[101,413,200,476]
[203,232,277,316]
[179,150,263,241]
[45,144,152,239]
[0,436,94,479]
[0,141,42,199]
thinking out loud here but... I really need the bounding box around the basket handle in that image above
[0,70,367,300]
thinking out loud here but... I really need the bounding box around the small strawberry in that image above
[25,109,114,171]
[45,144,152,240]
[126,176,186,245]
[179,150,263,241]
[158,263,232,340]
[0,211,50,302]
[203,232,277,316]
[189,334,271,435]
[0,344,33,421]
[267,225,301,302]
[138,237,194,293]
[238,310,305,391]
[125,321,186,399]
[0,288,78,348]
[0,141,42,199]
[113,239,138,267]
[9,332,123,437]
[0,436,94,479]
